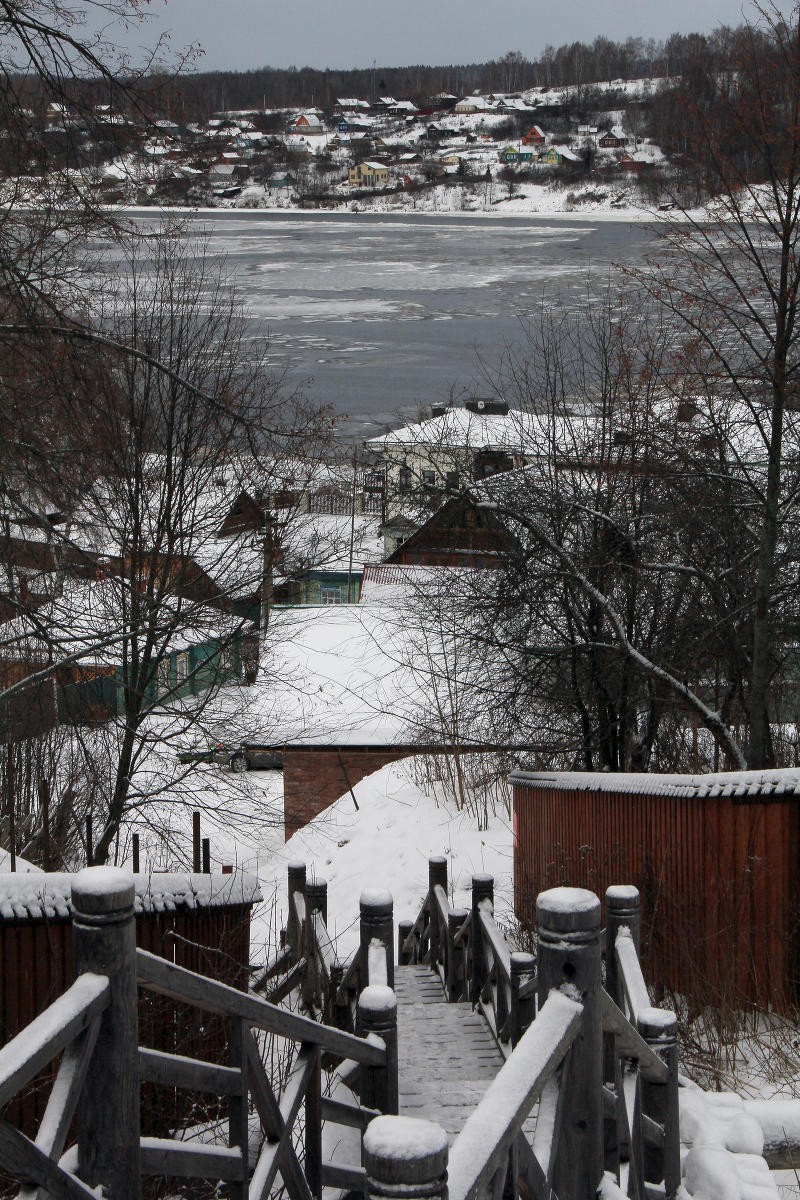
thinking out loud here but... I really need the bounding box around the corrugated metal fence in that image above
[512,770,800,1011]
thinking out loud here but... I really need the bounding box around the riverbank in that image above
[118,178,669,224]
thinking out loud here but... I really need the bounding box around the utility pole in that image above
[347,446,358,602]
[260,512,274,643]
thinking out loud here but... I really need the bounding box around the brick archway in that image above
[282,746,418,840]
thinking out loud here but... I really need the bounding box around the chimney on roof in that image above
[464,397,510,416]
[430,404,448,418]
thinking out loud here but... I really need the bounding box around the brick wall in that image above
[283,747,415,839]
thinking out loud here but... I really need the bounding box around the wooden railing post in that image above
[305,1043,323,1200]
[509,951,536,1046]
[286,861,306,962]
[638,1008,681,1199]
[605,885,640,1011]
[428,857,448,970]
[71,867,140,1200]
[537,886,603,1200]
[398,919,414,966]
[447,908,468,1001]
[363,1115,448,1200]
[360,888,394,989]
[357,985,399,1115]
[306,879,328,926]
[471,873,494,1004]
[305,878,328,1010]
[229,1017,249,1200]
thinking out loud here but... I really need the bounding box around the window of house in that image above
[320,586,342,605]
[219,644,233,675]
[398,467,412,493]
[422,470,436,488]
[176,653,189,684]
[445,471,460,490]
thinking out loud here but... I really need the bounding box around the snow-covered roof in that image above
[367,405,546,452]
[207,604,439,747]
[510,768,800,800]
[337,98,370,109]
[0,871,262,921]
[359,160,388,171]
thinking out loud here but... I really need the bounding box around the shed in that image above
[511,768,800,1011]
[0,870,262,1136]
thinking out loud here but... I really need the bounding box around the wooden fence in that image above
[510,769,800,1010]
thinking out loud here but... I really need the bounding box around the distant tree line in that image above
[8,25,767,121]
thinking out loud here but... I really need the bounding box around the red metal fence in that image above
[512,770,800,1011]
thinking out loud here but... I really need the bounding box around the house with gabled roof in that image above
[522,124,547,146]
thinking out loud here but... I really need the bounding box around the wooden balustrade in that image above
[396,866,683,1200]
[0,857,688,1200]
[0,863,400,1200]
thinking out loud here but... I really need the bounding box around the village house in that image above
[349,161,389,187]
[499,147,534,164]
[289,112,325,136]
[521,125,547,146]
[538,144,582,167]
[598,127,627,149]
[365,398,548,518]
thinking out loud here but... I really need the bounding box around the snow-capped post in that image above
[357,985,399,1115]
[428,857,448,968]
[447,907,468,1001]
[509,950,536,1045]
[470,872,494,1004]
[71,867,140,1200]
[192,810,201,873]
[605,884,640,1011]
[363,1115,448,1200]
[536,886,603,1200]
[637,1008,680,1198]
[398,919,414,966]
[360,888,394,989]
[305,879,328,1012]
[286,861,307,962]
[306,878,328,926]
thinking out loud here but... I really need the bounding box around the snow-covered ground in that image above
[255,758,514,958]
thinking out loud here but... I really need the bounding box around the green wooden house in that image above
[118,625,258,709]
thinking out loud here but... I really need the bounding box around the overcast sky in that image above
[115,0,753,74]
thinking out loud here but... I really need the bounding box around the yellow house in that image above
[349,161,389,187]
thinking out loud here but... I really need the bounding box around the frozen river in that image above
[130,210,658,437]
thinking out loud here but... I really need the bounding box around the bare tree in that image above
[0,226,337,865]
[632,2,800,767]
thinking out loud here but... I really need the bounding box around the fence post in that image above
[638,1008,681,1199]
[305,879,328,1011]
[471,873,494,1004]
[358,985,399,1115]
[306,879,328,926]
[398,919,414,966]
[71,867,140,1200]
[446,908,468,1001]
[509,950,536,1045]
[363,1115,448,1200]
[605,885,640,1010]
[537,886,603,1200]
[360,888,394,989]
[428,857,447,970]
[286,861,306,962]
